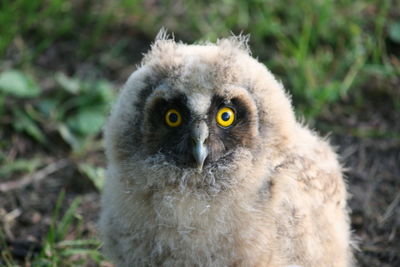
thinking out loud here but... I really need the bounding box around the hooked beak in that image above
[191,121,209,171]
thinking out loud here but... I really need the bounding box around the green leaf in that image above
[56,197,81,241]
[55,72,81,94]
[0,70,41,97]
[0,158,43,179]
[0,95,4,115]
[95,80,115,102]
[57,239,101,248]
[37,98,59,117]
[66,108,106,136]
[388,21,400,43]
[12,109,46,143]
[78,163,105,191]
[58,124,84,151]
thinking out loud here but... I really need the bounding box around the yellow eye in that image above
[165,109,182,127]
[216,107,235,127]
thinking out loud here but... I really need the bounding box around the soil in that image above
[322,92,400,266]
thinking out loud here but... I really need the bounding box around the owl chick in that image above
[99,32,353,267]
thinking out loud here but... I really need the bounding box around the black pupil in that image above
[221,112,230,121]
[169,113,178,123]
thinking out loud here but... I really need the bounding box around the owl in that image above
[99,31,354,267]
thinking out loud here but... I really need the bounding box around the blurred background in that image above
[0,0,399,266]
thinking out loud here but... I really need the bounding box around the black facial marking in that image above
[119,79,159,159]
[129,74,165,144]
[142,93,258,169]
[205,95,256,164]
[143,94,194,166]
[147,95,189,129]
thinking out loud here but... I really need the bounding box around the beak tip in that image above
[192,143,208,172]
[196,162,204,171]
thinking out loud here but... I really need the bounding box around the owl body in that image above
[100,33,353,266]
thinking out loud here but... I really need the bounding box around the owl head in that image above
[105,31,297,193]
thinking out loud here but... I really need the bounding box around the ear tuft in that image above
[217,33,251,55]
[155,27,174,42]
[142,28,177,65]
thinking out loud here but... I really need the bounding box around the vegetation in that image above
[0,0,399,266]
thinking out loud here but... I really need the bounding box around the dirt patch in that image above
[0,158,102,264]
[333,134,400,266]
[317,86,400,266]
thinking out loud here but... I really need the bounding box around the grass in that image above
[0,0,399,265]
[32,191,104,266]
[1,191,106,266]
